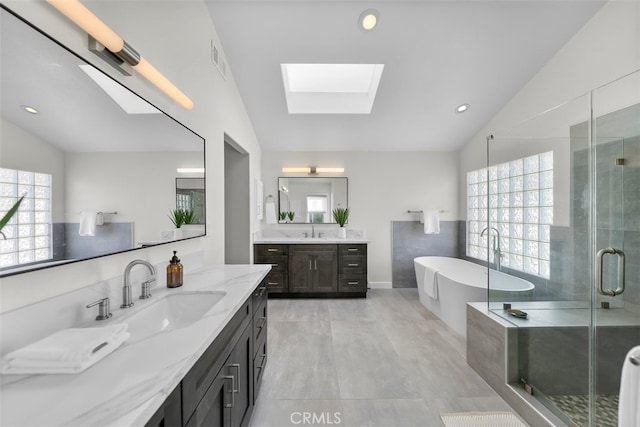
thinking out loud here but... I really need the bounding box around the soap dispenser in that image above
[166,251,183,288]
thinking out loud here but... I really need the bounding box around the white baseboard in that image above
[368,282,392,289]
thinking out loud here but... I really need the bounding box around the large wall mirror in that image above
[0,6,205,277]
[278,177,348,223]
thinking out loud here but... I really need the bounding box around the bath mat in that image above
[440,411,527,426]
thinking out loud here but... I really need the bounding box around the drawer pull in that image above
[222,375,235,408]
[348,263,359,267]
[258,353,267,370]
[257,316,267,329]
[267,248,279,252]
[267,282,279,286]
[348,281,359,285]
[271,263,279,267]
[347,248,358,252]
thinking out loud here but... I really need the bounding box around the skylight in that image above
[281,63,384,114]
[78,64,161,114]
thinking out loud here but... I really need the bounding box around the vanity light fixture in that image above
[21,105,39,114]
[281,167,345,175]
[359,9,379,31]
[46,0,194,110]
[177,168,205,174]
[456,104,470,113]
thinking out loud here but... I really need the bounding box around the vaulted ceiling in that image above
[205,1,604,151]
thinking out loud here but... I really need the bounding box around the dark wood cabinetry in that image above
[289,245,338,293]
[253,245,288,294]
[149,280,267,427]
[254,243,367,298]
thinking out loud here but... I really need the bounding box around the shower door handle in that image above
[596,247,626,296]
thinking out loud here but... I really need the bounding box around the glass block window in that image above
[0,168,52,268]
[467,151,553,278]
[176,193,192,211]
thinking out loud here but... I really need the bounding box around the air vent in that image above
[210,40,227,80]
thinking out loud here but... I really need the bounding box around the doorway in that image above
[224,134,250,264]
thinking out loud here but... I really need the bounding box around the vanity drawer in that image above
[253,338,267,403]
[338,275,367,293]
[255,256,288,273]
[255,244,289,257]
[252,281,268,311]
[339,244,367,256]
[263,271,287,293]
[339,255,367,275]
[253,299,267,356]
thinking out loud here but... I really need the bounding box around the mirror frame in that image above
[0,5,206,278]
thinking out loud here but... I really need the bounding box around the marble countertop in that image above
[253,228,368,245]
[0,264,271,427]
[254,236,369,244]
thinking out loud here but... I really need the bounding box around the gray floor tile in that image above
[252,290,517,426]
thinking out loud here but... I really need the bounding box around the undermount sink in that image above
[121,291,226,340]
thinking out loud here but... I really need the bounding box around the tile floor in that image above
[249,289,522,427]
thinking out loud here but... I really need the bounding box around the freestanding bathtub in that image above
[414,256,535,337]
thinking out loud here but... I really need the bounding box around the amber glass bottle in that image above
[166,251,183,288]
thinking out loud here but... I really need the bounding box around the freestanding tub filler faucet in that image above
[481,226,502,271]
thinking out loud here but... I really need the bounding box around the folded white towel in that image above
[79,211,98,236]
[3,332,130,375]
[265,201,277,224]
[422,209,440,234]
[423,266,439,300]
[619,345,640,427]
[4,323,128,363]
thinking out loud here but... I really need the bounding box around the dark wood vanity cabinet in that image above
[253,245,288,294]
[289,245,338,293]
[254,243,367,297]
[145,280,268,427]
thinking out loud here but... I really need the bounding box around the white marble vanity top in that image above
[254,229,369,244]
[0,264,270,427]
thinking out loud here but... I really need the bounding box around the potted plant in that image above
[169,208,186,239]
[279,212,287,223]
[0,195,25,239]
[333,207,349,239]
[287,211,295,223]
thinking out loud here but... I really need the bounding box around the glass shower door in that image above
[591,70,640,427]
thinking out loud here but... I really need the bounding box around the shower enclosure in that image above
[479,70,639,426]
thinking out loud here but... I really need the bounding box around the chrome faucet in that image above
[121,259,156,308]
[311,224,315,238]
[481,226,502,271]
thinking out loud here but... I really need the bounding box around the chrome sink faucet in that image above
[311,224,315,238]
[481,226,502,271]
[121,259,156,308]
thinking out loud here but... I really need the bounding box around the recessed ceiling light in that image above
[21,105,39,114]
[359,9,379,31]
[456,104,470,113]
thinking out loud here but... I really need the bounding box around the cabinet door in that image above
[314,249,338,292]
[289,253,313,292]
[145,385,182,427]
[226,324,253,427]
[185,374,231,427]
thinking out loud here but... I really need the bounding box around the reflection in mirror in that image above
[0,7,205,277]
[278,177,348,223]
[176,178,205,225]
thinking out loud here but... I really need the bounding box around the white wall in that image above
[0,0,262,313]
[1,117,66,222]
[459,0,640,218]
[65,151,202,242]
[262,151,459,285]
